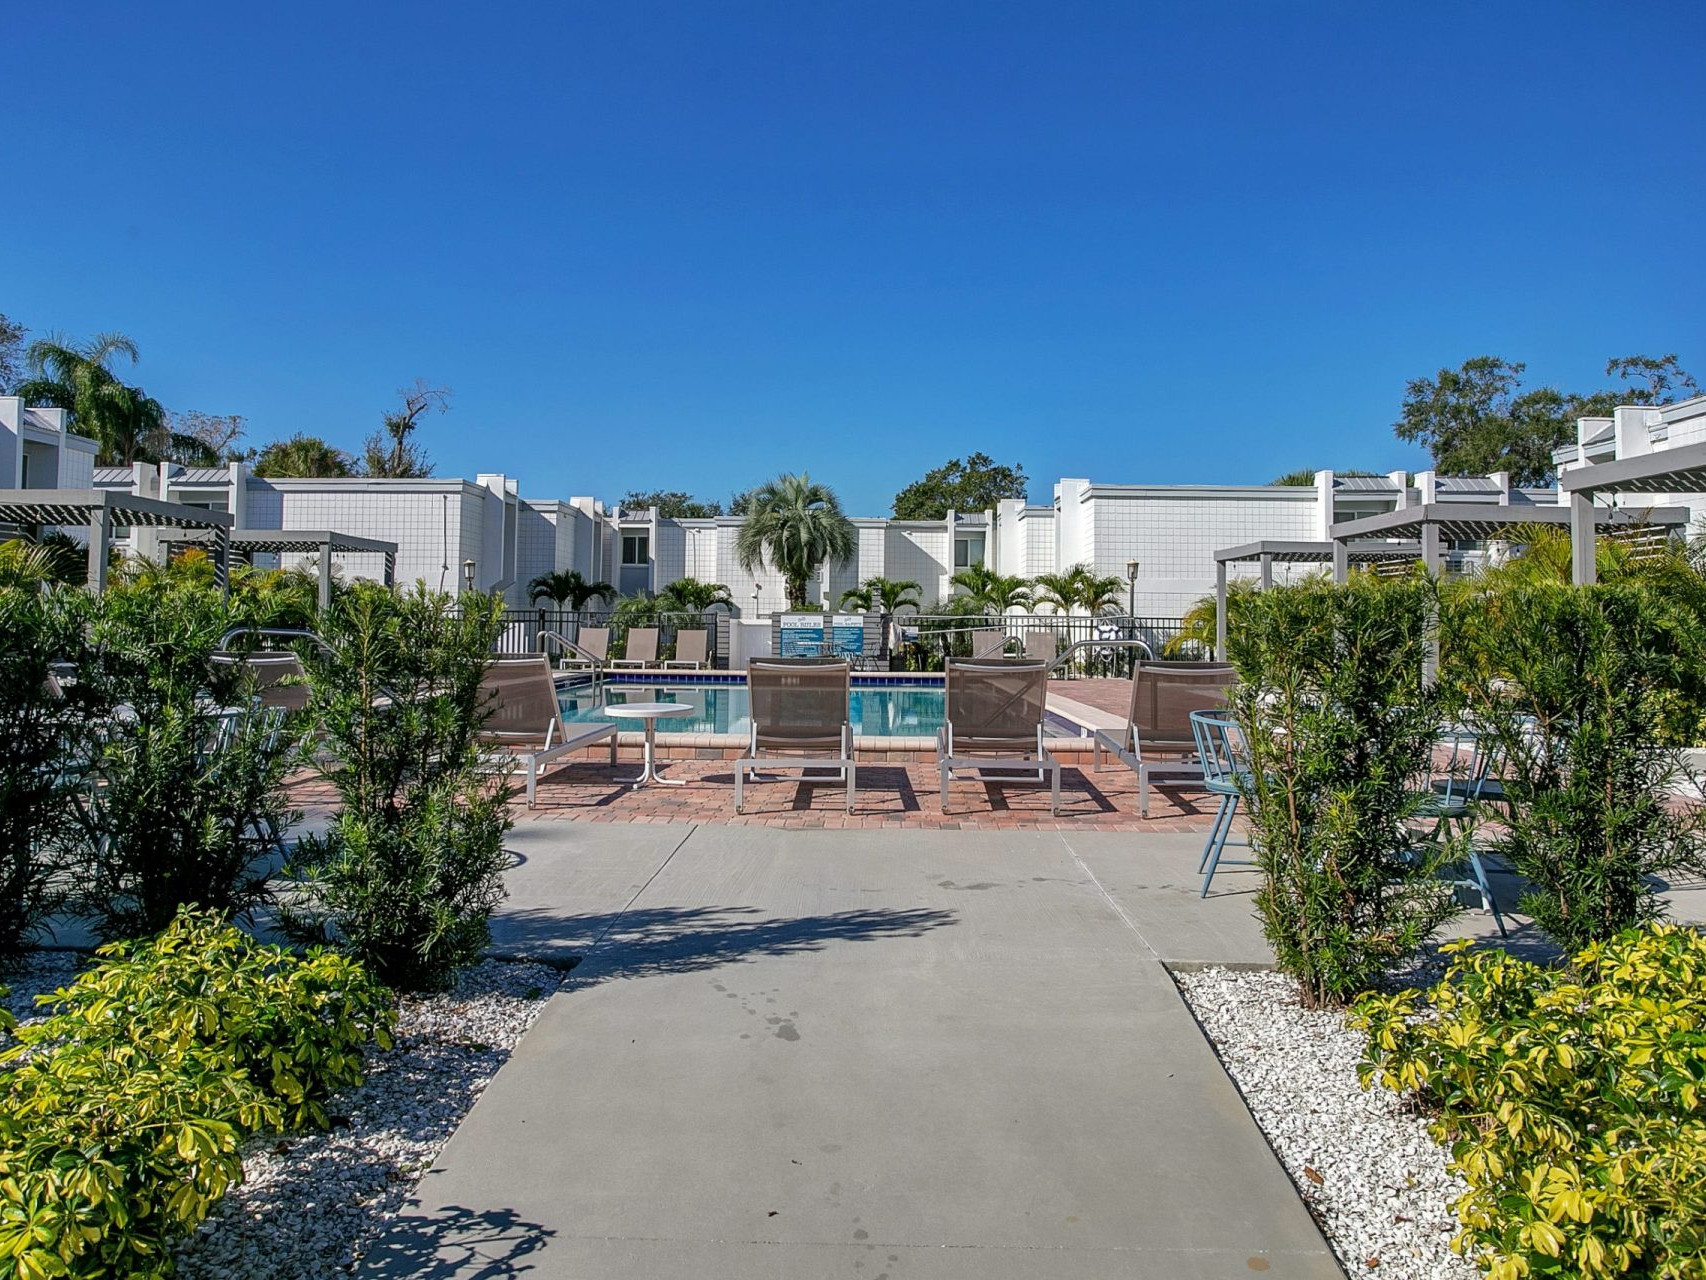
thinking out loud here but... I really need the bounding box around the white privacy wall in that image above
[1085,486,1321,614]
[262,481,473,593]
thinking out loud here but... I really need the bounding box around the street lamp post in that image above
[1125,559,1140,618]
[462,559,477,594]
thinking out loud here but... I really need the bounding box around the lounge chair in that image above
[555,625,611,675]
[969,628,1008,658]
[610,626,659,669]
[736,658,855,812]
[1023,630,1059,665]
[1091,659,1237,816]
[936,657,1060,814]
[209,650,310,714]
[664,627,709,669]
[1192,711,1255,896]
[477,655,619,806]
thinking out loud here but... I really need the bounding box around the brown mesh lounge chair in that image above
[1091,659,1237,817]
[1023,630,1059,665]
[610,626,659,668]
[969,628,1008,658]
[664,628,709,669]
[937,657,1060,814]
[209,650,310,714]
[556,625,610,674]
[736,658,855,812]
[477,655,618,806]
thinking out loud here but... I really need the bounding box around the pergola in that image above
[170,529,399,609]
[0,489,233,592]
[1327,502,1690,584]
[1210,540,1422,660]
[1558,441,1706,584]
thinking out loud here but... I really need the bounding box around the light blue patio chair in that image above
[1411,722,1508,937]
[1190,711,1254,897]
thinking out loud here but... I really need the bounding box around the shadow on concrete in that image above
[498,904,957,984]
[358,1204,555,1278]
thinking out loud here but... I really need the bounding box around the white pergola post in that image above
[1331,541,1348,584]
[318,538,334,611]
[1421,520,1442,575]
[1214,560,1228,661]
[1259,553,1273,589]
[1570,492,1597,586]
[87,505,111,593]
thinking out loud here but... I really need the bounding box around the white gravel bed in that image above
[173,957,562,1278]
[0,950,89,1024]
[1176,967,1479,1280]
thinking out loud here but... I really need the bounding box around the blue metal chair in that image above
[1190,711,1254,897]
[1412,722,1507,937]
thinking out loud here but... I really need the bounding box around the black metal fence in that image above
[890,613,1194,677]
[493,607,731,668]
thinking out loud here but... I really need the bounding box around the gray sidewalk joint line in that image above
[1055,831,1161,961]
[587,824,700,950]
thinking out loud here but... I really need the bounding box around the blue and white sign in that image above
[830,613,865,657]
[778,613,826,657]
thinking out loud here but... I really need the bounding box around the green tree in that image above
[1270,468,1383,486]
[1394,354,1700,486]
[620,490,724,518]
[736,472,857,610]
[892,452,1029,519]
[527,569,614,610]
[658,577,734,611]
[0,311,24,393]
[949,564,1034,613]
[251,433,355,478]
[839,576,923,613]
[17,333,205,465]
[361,380,445,478]
[1032,564,1124,614]
[727,487,760,516]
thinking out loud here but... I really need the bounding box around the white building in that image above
[0,396,98,491]
[1554,393,1706,515]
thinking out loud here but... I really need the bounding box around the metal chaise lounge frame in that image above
[610,626,659,669]
[736,657,856,812]
[968,627,1008,658]
[1091,658,1237,817]
[477,654,619,806]
[664,627,709,669]
[937,656,1060,814]
[549,625,611,675]
[209,649,311,715]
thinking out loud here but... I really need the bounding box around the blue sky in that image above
[6,2,1703,514]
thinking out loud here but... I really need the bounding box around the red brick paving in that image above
[285,754,1223,834]
[1048,677,1132,718]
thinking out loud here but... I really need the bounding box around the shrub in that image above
[78,578,301,939]
[1445,583,1706,953]
[1354,925,1706,1279]
[287,585,514,991]
[0,584,95,960]
[1229,576,1461,1007]
[0,911,394,1280]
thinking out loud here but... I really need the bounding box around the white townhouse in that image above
[1553,393,1706,515]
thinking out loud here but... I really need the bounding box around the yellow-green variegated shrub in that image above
[0,911,395,1279]
[1353,926,1706,1279]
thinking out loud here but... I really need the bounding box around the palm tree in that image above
[735,472,857,609]
[838,576,923,613]
[658,577,735,612]
[527,569,614,610]
[252,434,354,478]
[949,565,1033,614]
[1033,564,1124,614]
[17,333,201,466]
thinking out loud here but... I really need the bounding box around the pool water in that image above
[558,679,946,737]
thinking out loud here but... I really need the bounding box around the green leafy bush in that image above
[1443,583,1706,952]
[0,911,394,1280]
[1229,576,1461,1007]
[0,583,95,960]
[1354,925,1706,1279]
[288,585,514,991]
[78,578,301,939]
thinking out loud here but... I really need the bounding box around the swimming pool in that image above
[559,678,946,737]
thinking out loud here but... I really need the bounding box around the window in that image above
[954,534,985,569]
[621,532,649,565]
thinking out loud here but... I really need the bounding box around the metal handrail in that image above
[1047,637,1153,677]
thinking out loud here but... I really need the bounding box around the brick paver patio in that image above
[288,755,1223,833]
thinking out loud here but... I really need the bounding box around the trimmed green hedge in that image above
[0,910,394,1279]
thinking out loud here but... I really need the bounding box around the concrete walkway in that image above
[361,823,1343,1278]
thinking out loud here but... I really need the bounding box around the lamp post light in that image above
[1125,559,1140,619]
[462,559,477,594]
